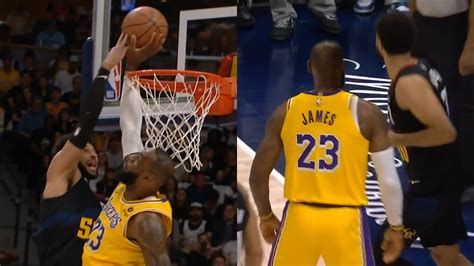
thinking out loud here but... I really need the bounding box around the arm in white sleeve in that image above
[371,147,403,226]
[120,76,144,158]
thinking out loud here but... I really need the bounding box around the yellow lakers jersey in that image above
[82,183,172,265]
[281,90,370,206]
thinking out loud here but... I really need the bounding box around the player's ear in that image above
[307,60,312,74]
[142,171,154,182]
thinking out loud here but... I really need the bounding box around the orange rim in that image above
[127,69,236,116]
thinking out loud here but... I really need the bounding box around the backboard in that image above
[80,1,237,131]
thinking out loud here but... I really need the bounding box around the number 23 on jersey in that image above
[296,133,340,172]
[87,218,105,251]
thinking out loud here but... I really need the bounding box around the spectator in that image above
[181,202,213,248]
[62,8,79,45]
[105,136,123,169]
[49,45,70,77]
[61,75,81,115]
[211,202,237,247]
[95,168,119,201]
[165,177,179,203]
[93,132,110,153]
[18,50,37,73]
[54,55,80,94]
[226,127,237,146]
[170,218,183,251]
[210,251,227,266]
[173,164,190,183]
[200,145,217,180]
[36,75,51,100]
[173,188,190,223]
[353,0,409,14]
[206,129,225,166]
[269,0,339,41]
[9,71,34,101]
[31,114,57,169]
[0,23,12,47]
[215,146,236,185]
[46,87,68,119]
[184,232,213,266]
[186,172,216,203]
[227,178,238,201]
[169,236,187,266]
[3,95,20,130]
[0,55,20,96]
[17,96,46,136]
[0,101,4,135]
[35,20,65,48]
[238,0,255,28]
[55,108,75,134]
[96,151,108,179]
[49,0,68,22]
[74,15,92,48]
[203,188,222,225]
[89,151,108,193]
[15,87,34,115]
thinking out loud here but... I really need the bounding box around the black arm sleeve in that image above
[70,67,110,149]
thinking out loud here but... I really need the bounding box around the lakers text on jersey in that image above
[82,183,172,265]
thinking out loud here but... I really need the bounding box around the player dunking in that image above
[36,34,129,266]
[82,32,176,266]
[250,41,406,266]
[375,13,471,266]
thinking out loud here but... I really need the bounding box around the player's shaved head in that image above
[308,40,345,90]
[310,41,344,70]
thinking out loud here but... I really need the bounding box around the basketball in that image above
[121,6,168,48]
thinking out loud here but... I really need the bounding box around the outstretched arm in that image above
[120,78,144,158]
[44,34,129,198]
[120,32,166,158]
[132,212,170,266]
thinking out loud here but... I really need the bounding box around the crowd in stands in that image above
[0,1,237,265]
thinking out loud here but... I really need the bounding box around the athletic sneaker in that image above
[388,2,410,14]
[271,16,294,41]
[238,0,255,28]
[354,0,375,14]
[311,11,341,34]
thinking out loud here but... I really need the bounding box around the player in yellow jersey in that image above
[82,33,175,266]
[249,41,406,266]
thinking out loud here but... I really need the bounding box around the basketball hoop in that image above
[126,69,236,172]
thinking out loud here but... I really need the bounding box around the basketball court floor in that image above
[237,3,474,265]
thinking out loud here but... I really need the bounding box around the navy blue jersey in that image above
[37,178,101,266]
[388,59,456,195]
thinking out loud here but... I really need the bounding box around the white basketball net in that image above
[128,72,221,172]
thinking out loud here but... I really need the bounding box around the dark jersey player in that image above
[36,35,129,266]
[375,13,471,266]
